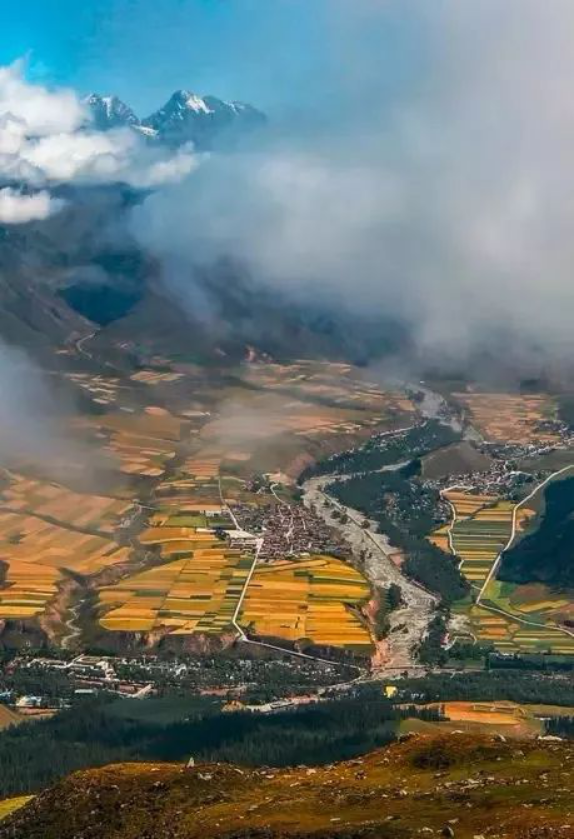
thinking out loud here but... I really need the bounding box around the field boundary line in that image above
[476,464,574,605]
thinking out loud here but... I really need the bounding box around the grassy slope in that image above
[3,733,574,838]
[0,705,22,731]
[0,797,33,822]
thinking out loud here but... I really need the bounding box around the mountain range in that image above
[85,90,266,148]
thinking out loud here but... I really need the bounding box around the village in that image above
[0,651,354,715]
[232,499,348,562]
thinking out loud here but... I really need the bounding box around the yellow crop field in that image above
[130,370,184,385]
[64,372,121,406]
[432,489,574,654]
[1,475,131,533]
[183,453,222,479]
[0,796,34,822]
[77,409,183,478]
[0,474,134,620]
[455,597,574,655]
[241,361,415,418]
[239,555,372,651]
[431,491,534,589]
[99,537,253,635]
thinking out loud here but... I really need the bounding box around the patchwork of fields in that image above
[0,476,133,620]
[430,490,533,588]
[238,556,372,652]
[457,597,574,655]
[1,476,131,534]
[99,535,253,634]
[99,517,373,649]
[433,489,574,654]
[0,361,418,650]
[78,408,183,479]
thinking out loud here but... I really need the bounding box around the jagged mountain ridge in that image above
[85,89,266,148]
[84,94,140,132]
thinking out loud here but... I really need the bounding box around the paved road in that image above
[441,465,574,643]
[476,464,574,604]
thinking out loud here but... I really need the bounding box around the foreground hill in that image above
[3,733,574,838]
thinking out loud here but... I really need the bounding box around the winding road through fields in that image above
[443,465,574,644]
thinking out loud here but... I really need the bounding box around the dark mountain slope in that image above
[499,476,574,587]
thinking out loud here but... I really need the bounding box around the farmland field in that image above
[401,701,574,738]
[0,796,33,822]
[238,555,373,652]
[0,360,416,644]
[429,490,533,589]
[77,408,183,478]
[0,474,133,620]
[453,392,560,443]
[429,489,574,654]
[1,475,131,534]
[99,533,253,634]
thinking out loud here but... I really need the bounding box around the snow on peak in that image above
[181,91,214,114]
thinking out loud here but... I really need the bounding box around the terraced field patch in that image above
[0,486,132,620]
[430,491,531,589]
[239,555,372,652]
[78,409,183,478]
[461,599,574,654]
[431,490,574,653]
[0,475,131,533]
[99,535,252,634]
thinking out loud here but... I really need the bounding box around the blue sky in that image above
[0,0,337,114]
[0,0,425,117]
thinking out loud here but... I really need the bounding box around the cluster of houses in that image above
[233,500,347,562]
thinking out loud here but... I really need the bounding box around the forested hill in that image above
[3,733,574,839]
[499,476,574,587]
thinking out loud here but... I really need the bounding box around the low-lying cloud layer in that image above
[0,186,62,223]
[0,60,197,219]
[0,340,112,486]
[134,0,574,371]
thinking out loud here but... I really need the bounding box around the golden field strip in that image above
[458,600,574,655]
[238,555,372,651]
[0,363,415,642]
[100,513,373,650]
[242,361,415,416]
[153,449,224,509]
[99,533,253,634]
[1,475,131,533]
[63,372,123,406]
[130,370,184,385]
[0,477,133,619]
[200,396,391,445]
[453,393,559,443]
[430,491,533,587]
[81,408,183,478]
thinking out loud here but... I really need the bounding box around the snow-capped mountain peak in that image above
[84,94,140,131]
[175,90,214,115]
[84,89,265,148]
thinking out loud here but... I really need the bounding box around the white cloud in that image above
[0,60,85,136]
[0,187,64,224]
[0,60,197,191]
[134,0,574,368]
